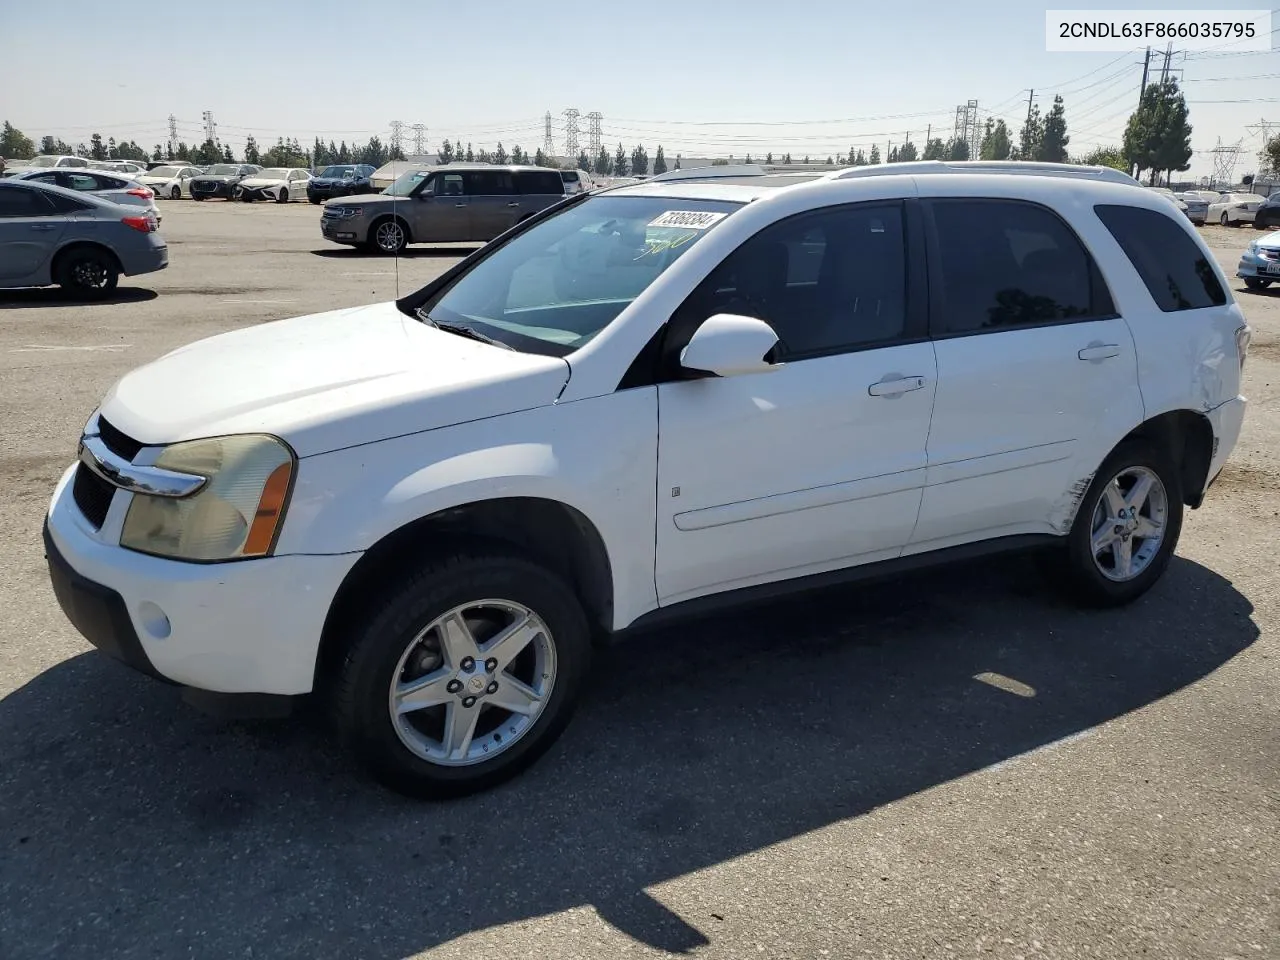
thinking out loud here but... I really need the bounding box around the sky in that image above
[0,0,1276,179]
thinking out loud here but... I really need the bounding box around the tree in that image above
[577,150,590,171]
[898,141,918,162]
[361,135,387,167]
[438,139,454,164]
[465,142,474,162]
[847,147,856,165]
[868,144,881,164]
[744,153,753,164]
[888,147,900,163]
[922,137,947,160]
[947,138,970,161]
[107,136,117,158]
[783,153,792,164]
[614,142,628,176]
[175,142,191,161]
[152,144,163,161]
[222,144,235,163]
[1040,95,1069,163]
[854,149,867,165]
[804,155,810,164]
[40,135,72,156]
[389,141,406,162]
[337,140,351,164]
[244,136,260,165]
[594,146,612,175]
[329,140,338,164]
[825,155,833,165]
[674,154,681,170]
[1019,104,1043,162]
[313,137,326,167]
[1,122,35,159]
[1263,134,1280,176]
[1077,146,1127,171]
[476,148,491,163]
[765,152,773,164]
[631,145,648,175]
[89,133,107,160]
[979,119,1012,160]
[653,145,667,175]
[493,142,508,164]
[1122,79,1192,184]
[534,148,547,168]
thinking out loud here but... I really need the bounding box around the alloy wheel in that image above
[71,259,109,290]
[375,221,404,252]
[1089,466,1168,582]
[387,600,557,766]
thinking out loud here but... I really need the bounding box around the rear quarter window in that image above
[517,171,565,195]
[1094,204,1226,312]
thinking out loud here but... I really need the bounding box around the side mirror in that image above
[680,313,781,378]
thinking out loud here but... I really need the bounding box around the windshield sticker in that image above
[647,210,728,230]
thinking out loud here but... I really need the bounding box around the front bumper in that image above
[190,181,234,199]
[320,215,363,244]
[1236,249,1280,279]
[45,464,360,695]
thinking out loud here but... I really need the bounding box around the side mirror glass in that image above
[680,313,782,378]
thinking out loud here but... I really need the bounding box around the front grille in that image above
[97,417,143,461]
[72,463,115,530]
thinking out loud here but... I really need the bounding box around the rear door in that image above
[0,185,68,281]
[517,169,566,217]
[463,170,518,241]
[908,197,1143,551]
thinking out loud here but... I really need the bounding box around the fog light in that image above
[137,601,171,640]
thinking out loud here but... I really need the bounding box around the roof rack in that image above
[830,160,1138,185]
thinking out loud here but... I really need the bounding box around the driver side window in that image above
[675,202,909,361]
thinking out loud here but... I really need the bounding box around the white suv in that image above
[45,161,1249,798]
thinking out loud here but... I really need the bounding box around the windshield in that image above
[206,164,239,175]
[384,169,429,196]
[320,165,358,178]
[257,168,289,179]
[147,166,179,178]
[419,195,741,357]
[28,156,58,167]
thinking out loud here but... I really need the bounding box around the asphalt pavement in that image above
[0,202,1276,959]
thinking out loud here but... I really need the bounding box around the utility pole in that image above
[1138,47,1151,105]
[1159,41,1172,83]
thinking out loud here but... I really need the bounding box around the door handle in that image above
[506,202,520,207]
[1078,344,1121,362]
[29,223,57,231]
[868,376,926,397]
[454,203,467,208]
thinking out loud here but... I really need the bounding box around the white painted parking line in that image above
[220,299,299,304]
[11,344,132,353]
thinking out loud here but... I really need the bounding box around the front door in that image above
[908,197,1145,550]
[0,185,66,281]
[414,172,469,242]
[463,170,519,241]
[655,201,937,605]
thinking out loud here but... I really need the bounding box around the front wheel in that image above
[1220,212,1230,226]
[332,551,592,798]
[276,187,289,204]
[1059,441,1183,607]
[170,185,181,200]
[370,217,407,255]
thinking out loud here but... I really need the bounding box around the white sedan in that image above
[1208,192,1261,226]
[234,167,312,203]
[137,165,202,200]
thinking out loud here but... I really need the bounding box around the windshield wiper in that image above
[416,309,514,350]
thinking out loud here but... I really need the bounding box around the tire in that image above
[193,194,206,201]
[170,186,181,200]
[370,216,408,255]
[276,187,289,204]
[1220,212,1230,226]
[309,196,321,204]
[55,247,120,298]
[1059,440,1184,607]
[332,550,592,799]
[1244,277,1272,291]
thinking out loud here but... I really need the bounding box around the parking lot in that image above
[1,201,1277,959]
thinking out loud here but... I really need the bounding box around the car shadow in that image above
[0,554,1256,958]
[0,287,158,310]
[309,246,482,259]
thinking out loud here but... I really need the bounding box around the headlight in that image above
[121,435,295,562]
[1248,241,1260,255]
[337,206,361,218]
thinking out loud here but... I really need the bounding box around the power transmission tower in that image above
[952,99,979,156]
[1210,138,1243,188]
[167,114,178,157]
[1246,119,1277,177]
[389,120,404,156]
[543,112,557,158]
[202,110,217,145]
[562,108,580,161]
[586,111,603,157]
[411,123,427,156]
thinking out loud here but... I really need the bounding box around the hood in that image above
[313,177,365,186]
[239,176,286,187]
[192,174,240,183]
[1256,230,1280,249]
[98,302,571,457]
[327,191,391,205]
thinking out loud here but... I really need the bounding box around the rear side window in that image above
[1094,204,1226,312]
[517,171,564,194]
[0,186,55,216]
[463,171,516,196]
[929,199,1115,335]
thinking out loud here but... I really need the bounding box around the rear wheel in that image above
[1244,277,1272,291]
[1059,440,1183,607]
[332,551,591,798]
[56,248,119,298]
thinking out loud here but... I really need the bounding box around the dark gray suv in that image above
[321,165,566,254]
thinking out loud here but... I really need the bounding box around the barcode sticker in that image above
[647,210,728,230]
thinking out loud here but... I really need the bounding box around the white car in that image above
[90,160,148,178]
[1209,192,1261,226]
[560,169,594,194]
[2,154,92,177]
[44,160,1249,798]
[1237,229,1280,290]
[234,167,312,202]
[137,164,202,200]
